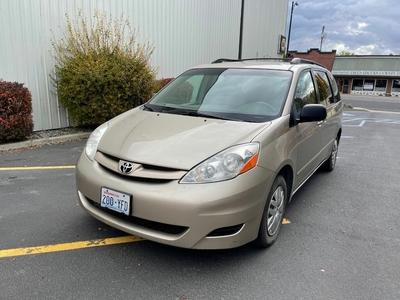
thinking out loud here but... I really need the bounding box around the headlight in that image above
[180,143,260,183]
[85,122,108,161]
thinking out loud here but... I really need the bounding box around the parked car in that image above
[76,57,343,249]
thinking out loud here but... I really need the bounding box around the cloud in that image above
[344,22,370,36]
[287,0,400,55]
[355,45,378,55]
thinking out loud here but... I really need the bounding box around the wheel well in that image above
[277,165,294,201]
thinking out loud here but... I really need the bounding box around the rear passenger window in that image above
[313,71,334,106]
[293,71,317,117]
[327,72,341,103]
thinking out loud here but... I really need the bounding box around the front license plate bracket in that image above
[100,187,131,216]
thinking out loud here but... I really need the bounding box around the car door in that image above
[292,70,326,188]
[313,70,342,159]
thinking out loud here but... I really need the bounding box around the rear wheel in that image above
[255,175,287,248]
[323,138,338,172]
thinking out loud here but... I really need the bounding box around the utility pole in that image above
[320,26,325,51]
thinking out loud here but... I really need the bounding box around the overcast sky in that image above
[286,0,400,55]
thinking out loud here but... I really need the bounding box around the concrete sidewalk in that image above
[0,132,90,152]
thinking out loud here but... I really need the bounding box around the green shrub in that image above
[0,80,34,143]
[51,10,158,125]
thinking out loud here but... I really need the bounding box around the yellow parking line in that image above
[1,220,291,259]
[0,166,76,171]
[0,236,143,259]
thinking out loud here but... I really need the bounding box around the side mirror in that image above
[298,104,327,123]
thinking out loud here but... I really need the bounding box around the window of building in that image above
[352,79,363,91]
[393,79,400,92]
[375,80,387,92]
[363,79,374,91]
[351,79,386,92]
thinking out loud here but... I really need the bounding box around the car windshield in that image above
[146,68,292,122]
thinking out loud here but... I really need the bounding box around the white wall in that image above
[242,0,288,58]
[0,0,288,130]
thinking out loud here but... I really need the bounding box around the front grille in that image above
[97,165,172,184]
[96,151,184,183]
[99,151,181,172]
[207,224,244,237]
[88,199,188,235]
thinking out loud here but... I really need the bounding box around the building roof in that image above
[289,48,336,71]
[332,56,400,77]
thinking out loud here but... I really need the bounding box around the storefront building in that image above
[332,56,400,97]
[290,49,400,97]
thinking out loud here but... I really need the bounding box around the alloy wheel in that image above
[267,186,285,236]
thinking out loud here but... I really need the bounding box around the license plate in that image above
[101,188,131,216]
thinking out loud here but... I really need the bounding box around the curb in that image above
[0,132,91,152]
[351,107,370,111]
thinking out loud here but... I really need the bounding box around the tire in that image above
[255,175,287,248]
[323,138,338,172]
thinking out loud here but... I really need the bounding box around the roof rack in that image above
[212,58,290,64]
[211,57,327,69]
[289,57,327,69]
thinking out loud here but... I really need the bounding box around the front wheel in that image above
[255,175,287,248]
[323,138,338,172]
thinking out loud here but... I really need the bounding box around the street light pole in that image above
[238,0,245,59]
[286,1,299,58]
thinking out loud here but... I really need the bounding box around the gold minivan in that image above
[76,58,343,249]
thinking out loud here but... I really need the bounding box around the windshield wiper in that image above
[142,104,154,111]
[185,111,220,118]
[158,106,243,121]
[183,111,243,122]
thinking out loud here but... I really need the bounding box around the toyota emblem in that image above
[119,161,134,174]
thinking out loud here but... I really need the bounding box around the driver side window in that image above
[294,71,317,117]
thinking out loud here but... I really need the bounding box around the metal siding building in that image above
[0,0,288,130]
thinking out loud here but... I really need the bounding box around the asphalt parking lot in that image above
[1,110,400,300]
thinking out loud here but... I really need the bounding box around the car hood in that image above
[98,108,270,170]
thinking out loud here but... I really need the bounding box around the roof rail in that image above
[290,57,327,69]
[212,58,239,63]
[211,57,327,69]
[211,58,291,64]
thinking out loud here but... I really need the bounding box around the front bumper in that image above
[76,152,276,249]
